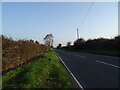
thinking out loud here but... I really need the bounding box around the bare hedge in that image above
[2,35,50,71]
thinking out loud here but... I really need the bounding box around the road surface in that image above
[54,49,120,88]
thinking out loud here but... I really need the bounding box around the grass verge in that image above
[61,48,120,57]
[3,50,73,88]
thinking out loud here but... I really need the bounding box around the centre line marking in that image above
[74,54,86,59]
[96,60,120,69]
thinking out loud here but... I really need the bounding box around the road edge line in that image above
[54,51,84,90]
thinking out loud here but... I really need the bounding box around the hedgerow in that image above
[2,35,50,71]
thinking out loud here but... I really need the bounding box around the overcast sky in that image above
[2,2,118,47]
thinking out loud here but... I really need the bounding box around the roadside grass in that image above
[3,50,73,88]
[61,48,120,57]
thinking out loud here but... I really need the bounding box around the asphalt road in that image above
[54,49,120,88]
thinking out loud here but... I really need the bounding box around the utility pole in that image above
[77,28,79,40]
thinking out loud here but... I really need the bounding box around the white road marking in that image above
[74,54,86,59]
[96,60,120,69]
[104,56,119,59]
[55,52,84,90]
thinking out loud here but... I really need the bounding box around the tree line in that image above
[57,35,120,50]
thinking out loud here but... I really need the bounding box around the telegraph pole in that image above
[77,28,79,39]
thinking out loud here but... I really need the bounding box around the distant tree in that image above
[74,38,85,46]
[30,39,34,42]
[67,42,71,47]
[57,43,62,49]
[35,40,39,44]
[44,34,53,47]
[74,38,85,44]
[115,35,120,40]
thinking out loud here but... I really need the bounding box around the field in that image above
[3,50,73,88]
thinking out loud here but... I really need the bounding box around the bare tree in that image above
[44,34,53,47]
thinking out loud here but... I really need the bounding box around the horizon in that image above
[2,2,118,47]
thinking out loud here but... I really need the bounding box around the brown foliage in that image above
[2,35,50,71]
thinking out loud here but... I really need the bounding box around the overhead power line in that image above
[78,0,95,29]
[71,0,95,40]
[72,0,95,34]
[74,0,95,40]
